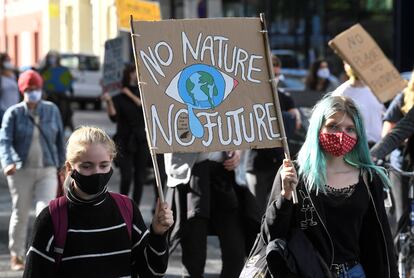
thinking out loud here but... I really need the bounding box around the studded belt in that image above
[331,260,359,276]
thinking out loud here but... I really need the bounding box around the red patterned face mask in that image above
[319,132,357,157]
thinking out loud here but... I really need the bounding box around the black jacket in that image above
[371,106,414,160]
[264,168,398,278]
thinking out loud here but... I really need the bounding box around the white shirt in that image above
[331,80,385,143]
[164,152,247,187]
[25,114,43,168]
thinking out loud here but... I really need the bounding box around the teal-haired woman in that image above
[264,95,398,277]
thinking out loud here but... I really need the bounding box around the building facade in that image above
[0,0,60,68]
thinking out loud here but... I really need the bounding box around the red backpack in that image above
[48,192,133,266]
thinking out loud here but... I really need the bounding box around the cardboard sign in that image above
[102,37,124,94]
[329,24,406,103]
[130,18,283,153]
[116,0,161,30]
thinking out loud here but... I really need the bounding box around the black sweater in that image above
[264,168,398,278]
[110,86,146,143]
[23,192,168,277]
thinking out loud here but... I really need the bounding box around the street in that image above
[0,107,222,277]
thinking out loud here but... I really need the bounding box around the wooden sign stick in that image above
[260,13,298,204]
[130,15,165,203]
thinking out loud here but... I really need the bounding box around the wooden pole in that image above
[129,15,165,203]
[260,13,298,204]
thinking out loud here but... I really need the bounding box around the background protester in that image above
[331,62,385,147]
[371,105,414,160]
[372,70,414,234]
[0,70,65,271]
[264,95,397,277]
[305,59,339,94]
[102,64,165,206]
[165,151,247,278]
[0,53,20,125]
[23,126,173,277]
[38,50,74,131]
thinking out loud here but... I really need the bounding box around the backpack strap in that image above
[48,193,132,268]
[49,196,68,266]
[109,192,133,239]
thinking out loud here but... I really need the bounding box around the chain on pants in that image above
[336,264,366,278]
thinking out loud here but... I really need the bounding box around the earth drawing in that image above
[163,64,237,139]
[185,71,219,109]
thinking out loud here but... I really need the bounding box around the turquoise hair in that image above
[297,95,390,193]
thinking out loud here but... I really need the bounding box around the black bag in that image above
[267,229,332,278]
[240,164,333,278]
[239,231,269,278]
[239,227,303,278]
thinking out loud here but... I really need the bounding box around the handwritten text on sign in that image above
[132,18,282,153]
[329,24,405,103]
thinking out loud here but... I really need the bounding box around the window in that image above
[79,56,100,71]
[60,54,100,71]
[60,55,79,70]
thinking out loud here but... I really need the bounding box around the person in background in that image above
[331,62,385,147]
[0,70,65,271]
[23,126,173,277]
[38,50,74,131]
[381,70,414,138]
[264,95,397,277]
[0,53,20,125]
[102,64,165,206]
[165,151,246,278]
[371,105,414,160]
[371,70,414,234]
[273,55,302,131]
[305,59,339,94]
[245,54,302,216]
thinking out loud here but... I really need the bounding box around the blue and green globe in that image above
[178,64,225,110]
[177,64,226,138]
[185,71,219,109]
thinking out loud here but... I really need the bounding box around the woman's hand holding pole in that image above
[280,159,298,200]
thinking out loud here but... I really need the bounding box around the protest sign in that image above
[102,37,124,94]
[329,24,406,103]
[117,0,161,30]
[42,66,72,92]
[130,17,283,154]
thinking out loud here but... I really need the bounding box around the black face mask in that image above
[70,168,113,195]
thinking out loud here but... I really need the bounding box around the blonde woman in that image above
[382,70,414,135]
[378,70,414,235]
[23,126,173,277]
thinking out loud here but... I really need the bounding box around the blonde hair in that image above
[66,126,117,165]
[401,70,414,115]
[344,63,359,81]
